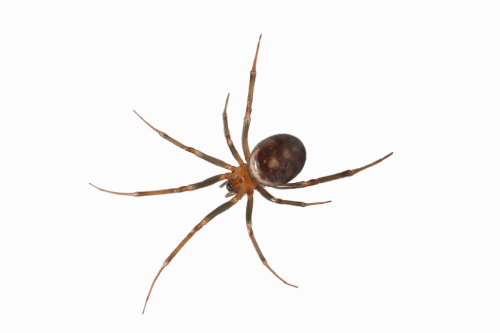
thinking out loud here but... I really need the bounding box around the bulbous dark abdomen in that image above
[247,134,306,187]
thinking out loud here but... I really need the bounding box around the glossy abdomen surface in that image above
[247,134,306,187]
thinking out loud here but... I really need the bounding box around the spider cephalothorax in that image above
[90,35,392,313]
[226,163,256,196]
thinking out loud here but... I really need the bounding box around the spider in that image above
[90,35,392,313]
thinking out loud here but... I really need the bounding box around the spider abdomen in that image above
[247,134,306,187]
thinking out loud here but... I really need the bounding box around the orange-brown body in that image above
[226,164,258,200]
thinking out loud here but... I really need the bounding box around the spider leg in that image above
[272,152,393,189]
[142,195,242,314]
[133,110,235,171]
[89,174,230,197]
[246,191,298,288]
[222,93,245,165]
[257,186,331,207]
[242,35,262,160]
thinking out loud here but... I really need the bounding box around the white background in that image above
[1,1,499,332]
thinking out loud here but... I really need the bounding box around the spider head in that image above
[226,164,257,195]
[247,134,306,187]
[226,181,234,194]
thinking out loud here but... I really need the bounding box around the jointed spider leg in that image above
[246,191,298,288]
[142,195,242,314]
[133,110,235,171]
[273,152,393,189]
[257,186,331,207]
[222,93,245,165]
[242,35,262,160]
[89,174,230,197]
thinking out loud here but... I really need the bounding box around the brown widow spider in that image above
[90,35,392,313]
